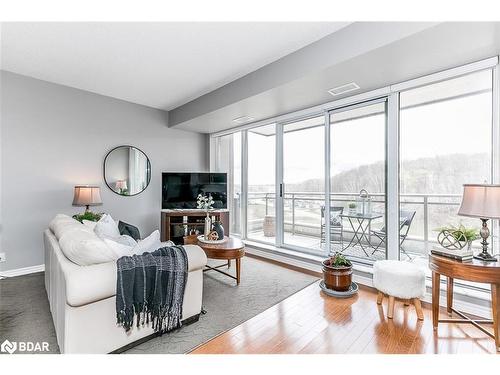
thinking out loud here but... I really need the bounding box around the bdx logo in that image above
[1,339,49,354]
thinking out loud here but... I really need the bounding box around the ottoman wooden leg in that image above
[388,296,395,319]
[377,291,384,305]
[413,298,424,321]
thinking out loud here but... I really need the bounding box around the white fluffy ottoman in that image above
[373,260,426,320]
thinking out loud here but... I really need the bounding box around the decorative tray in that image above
[319,280,359,298]
[197,235,228,244]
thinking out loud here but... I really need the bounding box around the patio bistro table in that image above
[339,212,383,256]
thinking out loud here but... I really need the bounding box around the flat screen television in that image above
[162,172,227,209]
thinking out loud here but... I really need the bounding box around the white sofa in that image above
[43,218,207,354]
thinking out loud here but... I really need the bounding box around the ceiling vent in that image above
[232,115,255,124]
[328,82,360,96]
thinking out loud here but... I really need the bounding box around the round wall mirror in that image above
[103,145,151,196]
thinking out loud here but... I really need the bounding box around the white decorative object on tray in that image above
[319,280,358,298]
[197,235,228,244]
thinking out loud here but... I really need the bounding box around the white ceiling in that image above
[0,22,350,110]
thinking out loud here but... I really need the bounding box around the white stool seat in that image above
[373,260,426,320]
[373,260,426,299]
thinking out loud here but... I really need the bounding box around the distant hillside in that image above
[249,153,490,194]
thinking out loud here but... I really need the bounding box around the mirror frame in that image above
[103,145,152,197]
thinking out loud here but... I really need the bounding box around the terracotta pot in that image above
[322,259,353,292]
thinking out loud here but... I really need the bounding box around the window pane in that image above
[329,101,387,262]
[247,124,276,244]
[399,69,494,261]
[283,116,325,254]
[214,132,241,235]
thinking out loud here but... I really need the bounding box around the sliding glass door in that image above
[282,116,325,254]
[328,100,388,262]
[246,124,276,244]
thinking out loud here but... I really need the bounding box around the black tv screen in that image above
[162,172,227,209]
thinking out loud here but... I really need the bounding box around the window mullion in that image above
[241,131,248,240]
[276,123,284,248]
[324,111,331,256]
[387,93,400,260]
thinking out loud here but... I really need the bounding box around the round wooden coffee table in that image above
[197,237,245,285]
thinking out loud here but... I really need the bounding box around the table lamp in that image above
[458,184,500,262]
[115,180,128,194]
[72,186,103,212]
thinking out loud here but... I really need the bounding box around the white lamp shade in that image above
[72,186,103,207]
[458,184,500,219]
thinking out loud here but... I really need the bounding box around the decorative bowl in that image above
[197,235,228,244]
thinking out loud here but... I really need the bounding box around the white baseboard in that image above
[0,264,45,278]
[245,245,492,319]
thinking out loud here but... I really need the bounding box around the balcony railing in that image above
[237,191,486,259]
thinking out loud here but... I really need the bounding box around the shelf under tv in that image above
[160,209,230,245]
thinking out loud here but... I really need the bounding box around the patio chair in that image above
[320,206,344,250]
[370,210,416,260]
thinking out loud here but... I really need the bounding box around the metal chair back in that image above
[399,210,416,239]
[321,206,344,223]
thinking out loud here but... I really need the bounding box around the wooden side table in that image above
[429,254,500,351]
[196,237,245,285]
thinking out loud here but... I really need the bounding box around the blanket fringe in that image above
[117,303,183,334]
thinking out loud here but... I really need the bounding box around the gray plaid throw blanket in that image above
[116,245,188,333]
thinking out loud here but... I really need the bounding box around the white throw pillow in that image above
[103,238,134,258]
[111,234,138,247]
[94,214,120,239]
[82,220,98,230]
[100,234,138,258]
[49,214,92,239]
[131,230,161,255]
[59,227,117,266]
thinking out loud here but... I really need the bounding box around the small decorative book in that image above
[430,246,473,261]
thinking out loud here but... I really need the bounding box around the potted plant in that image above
[72,211,103,223]
[348,202,357,215]
[322,252,353,292]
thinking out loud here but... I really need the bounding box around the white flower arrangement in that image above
[197,193,214,211]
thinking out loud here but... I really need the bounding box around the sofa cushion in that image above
[131,230,161,255]
[102,238,133,258]
[59,227,117,266]
[94,214,120,239]
[49,214,91,240]
[101,230,162,258]
[118,220,141,241]
[63,244,208,307]
[82,220,98,230]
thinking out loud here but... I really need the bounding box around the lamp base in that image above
[473,251,497,262]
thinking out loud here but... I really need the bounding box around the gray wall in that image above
[0,71,209,272]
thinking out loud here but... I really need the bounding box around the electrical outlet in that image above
[0,252,6,263]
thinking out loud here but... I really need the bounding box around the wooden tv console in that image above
[161,209,230,244]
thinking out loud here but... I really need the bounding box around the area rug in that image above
[0,256,318,354]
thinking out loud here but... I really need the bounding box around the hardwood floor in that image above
[191,281,498,354]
